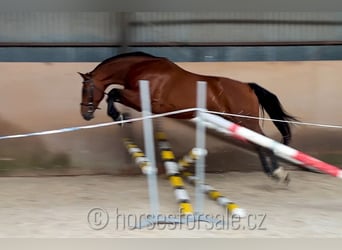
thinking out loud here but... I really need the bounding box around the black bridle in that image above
[80,78,107,113]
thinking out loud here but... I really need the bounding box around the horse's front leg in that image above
[106,88,131,124]
[106,89,121,120]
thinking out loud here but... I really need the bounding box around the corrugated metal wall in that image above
[131,12,342,43]
[1,12,342,44]
[1,12,342,62]
[0,12,120,43]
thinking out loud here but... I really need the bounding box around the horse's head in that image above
[78,72,105,121]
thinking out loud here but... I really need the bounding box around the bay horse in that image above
[78,51,296,183]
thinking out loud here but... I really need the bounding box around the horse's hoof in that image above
[271,166,290,185]
[116,112,132,127]
[122,112,132,122]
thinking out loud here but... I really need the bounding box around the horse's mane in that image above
[92,51,159,72]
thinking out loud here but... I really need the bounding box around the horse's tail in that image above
[248,83,298,145]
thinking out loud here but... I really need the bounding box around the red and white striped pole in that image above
[200,112,342,179]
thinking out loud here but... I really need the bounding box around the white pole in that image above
[139,80,160,217]
[195,81,208,214]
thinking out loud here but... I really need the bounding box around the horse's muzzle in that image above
[82,112,94,121]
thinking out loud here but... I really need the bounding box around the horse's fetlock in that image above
[271,166,290,184]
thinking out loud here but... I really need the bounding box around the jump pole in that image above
[123,138,151,175]
[155,130,246,217]
[200,112,342,179]
[124,132,222,225]
[155,131,194,215]
[178,148,246,217]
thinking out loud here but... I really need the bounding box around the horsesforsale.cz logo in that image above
[87,208,267,231]
[87,207,109,230]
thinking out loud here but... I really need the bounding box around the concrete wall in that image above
[0,61,341,175]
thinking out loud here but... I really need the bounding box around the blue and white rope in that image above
[0,108,198,140]
[1,108,341,140]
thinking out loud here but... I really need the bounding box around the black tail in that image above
[248,83,298,145]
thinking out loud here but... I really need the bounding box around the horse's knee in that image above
[107,88,121,102]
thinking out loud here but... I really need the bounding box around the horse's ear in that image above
[78,72,89,81]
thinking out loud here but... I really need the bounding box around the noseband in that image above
[80,78,106,112]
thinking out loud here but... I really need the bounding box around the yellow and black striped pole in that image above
[179,148,246,217]
[123,138,152,175]
[155,131,194,215]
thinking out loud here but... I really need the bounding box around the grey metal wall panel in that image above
[0,12,120,43]
[131,12,342,43]
[2,46,342,62]
[1,12,342,44]
[2,12,342,62]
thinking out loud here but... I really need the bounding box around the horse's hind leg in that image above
[251,123,290,184]
[269,151,290,184]
[256,147,273,176]
[256,146,290,184]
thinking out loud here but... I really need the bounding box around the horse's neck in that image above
[92,57,153,88]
